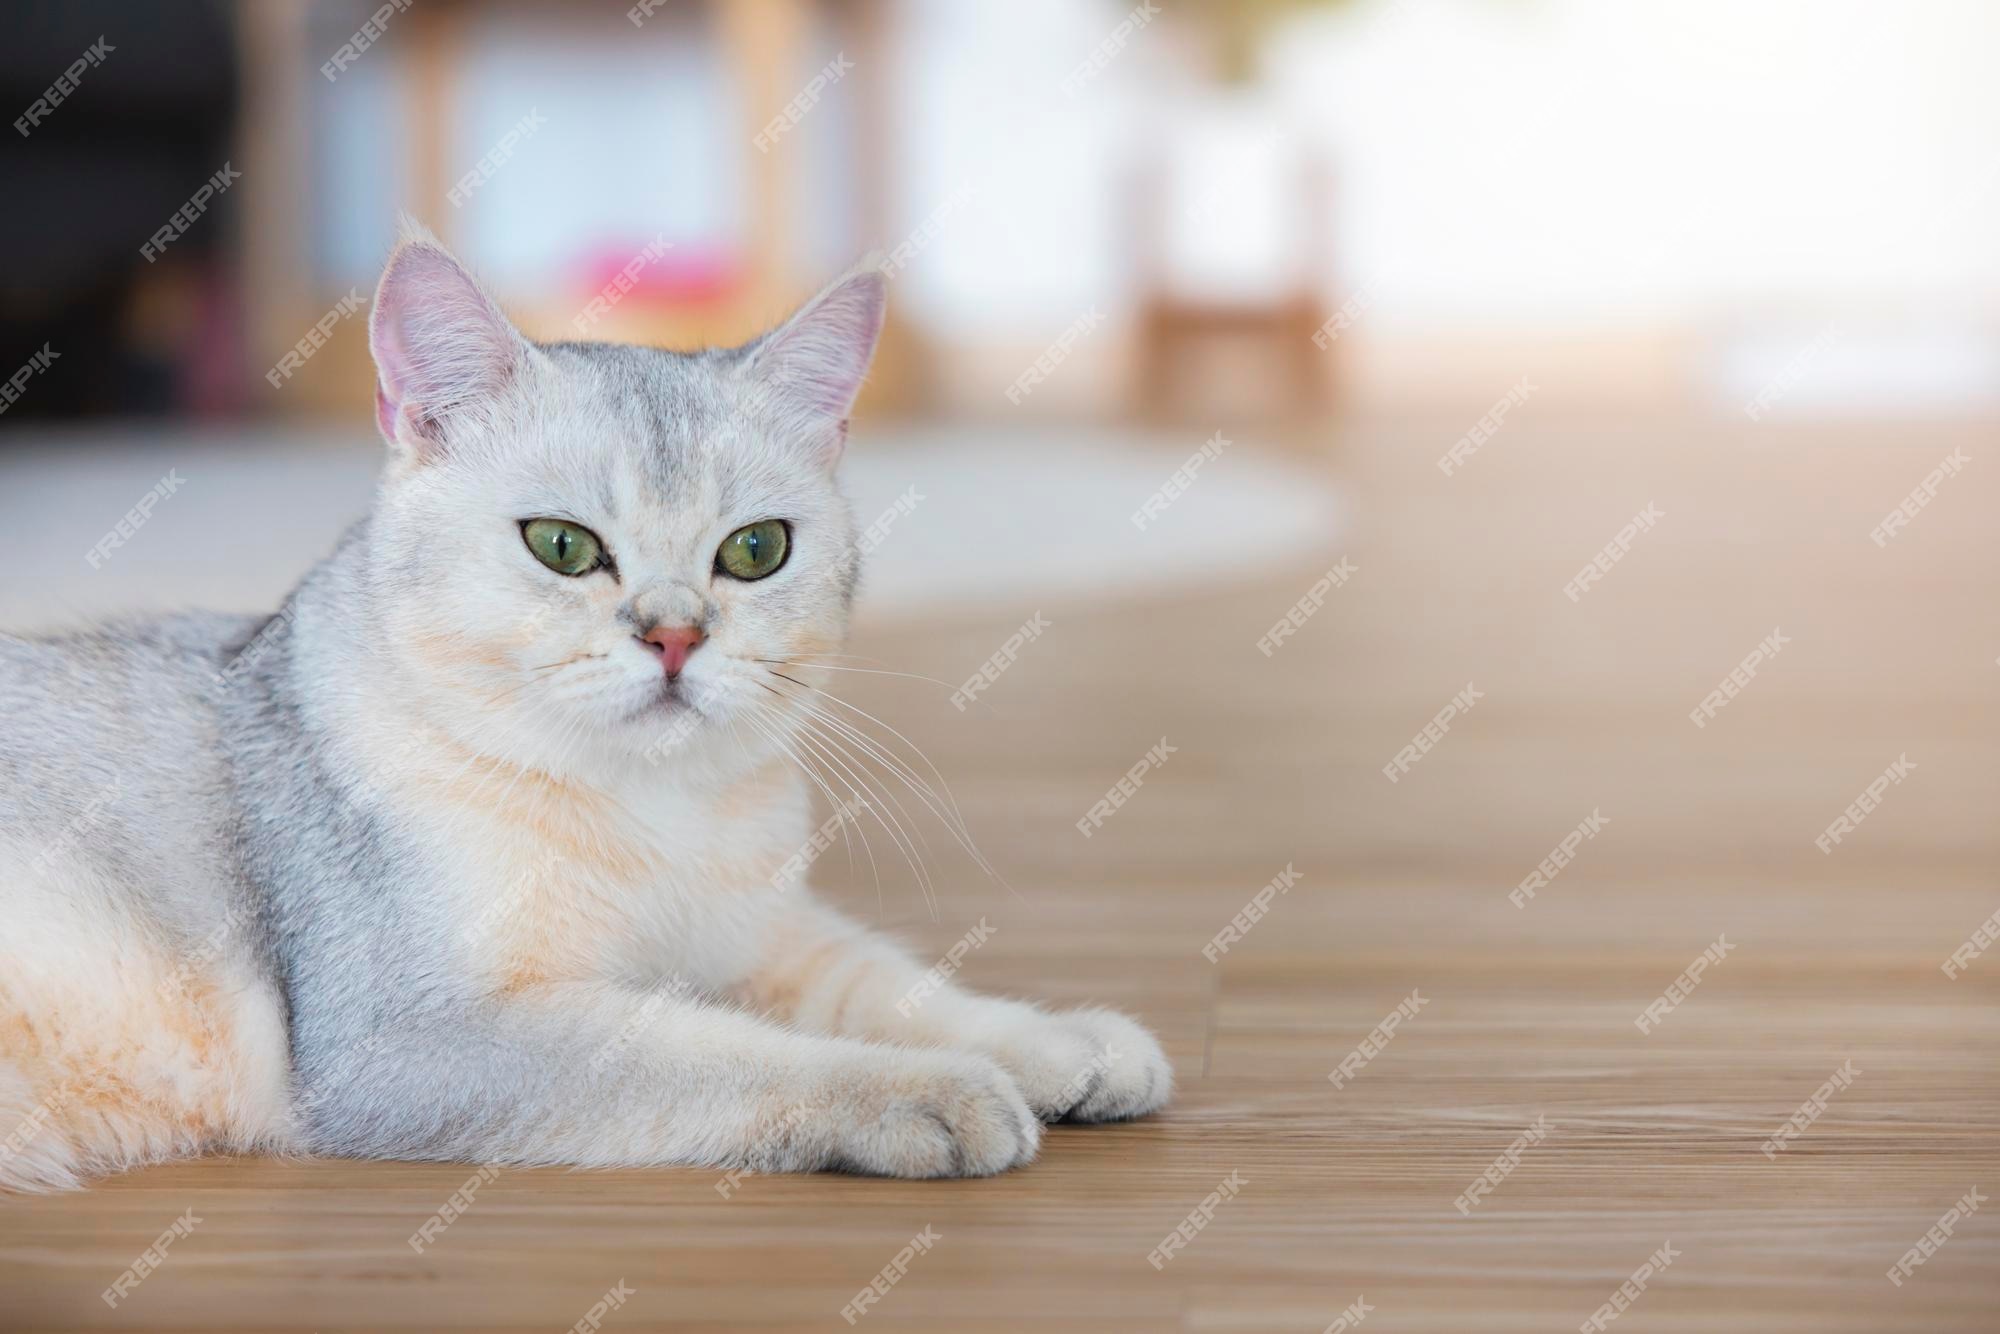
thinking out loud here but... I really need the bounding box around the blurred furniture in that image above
[0,0,242,420]
[1129,101,1336,424]
[235,0,919,420]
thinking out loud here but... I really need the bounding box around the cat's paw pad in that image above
[987,1007,1173,1123]
[829,1050,1040,1178]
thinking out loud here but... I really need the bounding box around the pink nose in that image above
[639,624,704,677]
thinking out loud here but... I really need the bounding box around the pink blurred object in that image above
[574,242,742,306]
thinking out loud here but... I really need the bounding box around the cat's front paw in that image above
[823,1049,1040,1178]
[982,1007,1173,1124]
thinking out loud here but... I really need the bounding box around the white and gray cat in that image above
[0,226,1169,1192]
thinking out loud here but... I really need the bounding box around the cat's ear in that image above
[368,221,527,460]
[739,264,886,466]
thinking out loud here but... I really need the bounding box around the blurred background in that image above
[5,2,2000,1327]
[4,0,1995,419]
[6,0,1997,626]
[10,0,2000,429]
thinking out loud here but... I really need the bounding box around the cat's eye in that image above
[716,520,789,581]
[521,518,607,577]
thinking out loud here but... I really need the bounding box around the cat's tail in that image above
[0,861,295,1193]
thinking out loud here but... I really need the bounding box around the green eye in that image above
[716,520,789,581]
[521,518,606,577]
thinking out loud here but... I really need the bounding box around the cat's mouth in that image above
[619,668,761,738]
[628,671,726,727]
[644,676,694,712]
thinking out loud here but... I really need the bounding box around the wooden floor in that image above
[4,413,1998,1331]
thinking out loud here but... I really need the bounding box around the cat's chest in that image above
[421,758,805,986]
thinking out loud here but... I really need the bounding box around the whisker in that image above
[760,669,1007,891]
[743,703,884,912]
[784,693,1014,905]
[744,693,867,870]
[757,658,965,694]
[788,715,939,878]
[764,668,976,835]
[776,685,969,857]
[772,672,976,840]
[746,688,872,897]
[786,718,938,919]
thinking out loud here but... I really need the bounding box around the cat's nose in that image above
[638,624,704,677]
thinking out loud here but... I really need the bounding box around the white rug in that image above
[0,423,1341,631]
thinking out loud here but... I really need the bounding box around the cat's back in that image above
[0,611,298,1190]
[0,610,266,884]
[0,610,261,775]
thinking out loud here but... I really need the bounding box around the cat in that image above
[0,224,1170,1192]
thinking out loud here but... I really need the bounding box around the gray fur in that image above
[0,233,1169,1190]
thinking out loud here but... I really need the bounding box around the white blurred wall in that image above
[298,0,2000,410]
[1267,0,2000,331]
[891,0,2000,331]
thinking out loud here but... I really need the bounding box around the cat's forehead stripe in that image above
[539,339,747,510]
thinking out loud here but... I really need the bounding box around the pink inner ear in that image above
[368,241,518,451]
[759,271,887,421]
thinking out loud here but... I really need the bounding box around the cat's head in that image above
[360,225,883,779]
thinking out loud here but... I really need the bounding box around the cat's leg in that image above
[294,982,1038,1178]
[729,899,1172,1123]
[0,847,294,1193]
